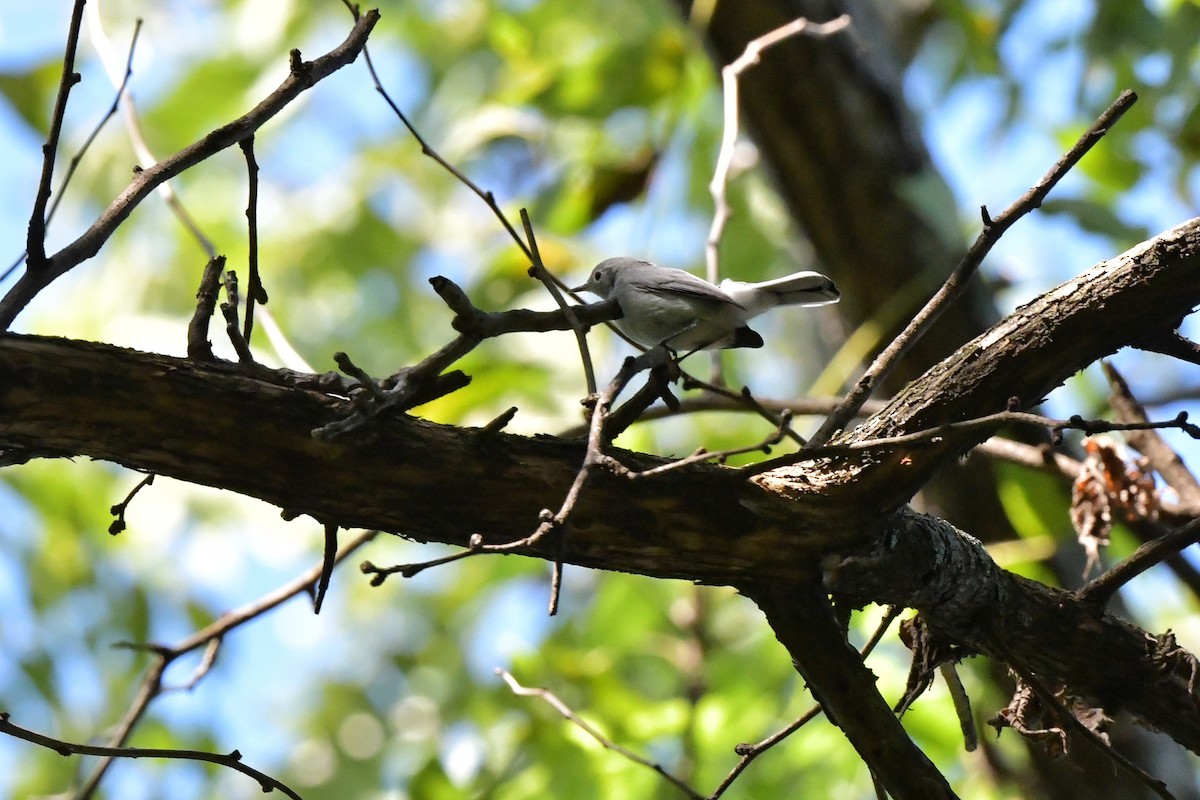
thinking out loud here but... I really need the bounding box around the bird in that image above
[574,256,839,354]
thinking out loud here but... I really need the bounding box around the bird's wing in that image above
[626,268,744,308]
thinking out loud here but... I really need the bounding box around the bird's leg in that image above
[657,319,707,361]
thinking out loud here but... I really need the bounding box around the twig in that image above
[680,373,807,446]
[187,255,226,360]
[313,523,339,613]
[314,278,621,438]
[1077,518,1200,606]
[341,1,531,261]
[177,637,222,691]
[521,209,597,396]
[706,706,821,799]
[1001,651,1176,800]
[1137,331,1200,367]
[86,5,216,260]
[220,270,255,363]
[0,10,381,330]
[703,14,851,382]
[333,352,387,403]
[361,534,485,584]
[73,530,377,796]
[496,669,704,800]
[0,713,303,800]
[108,472,155,535]
[597,410,793,479]
[859,605,902,659]
[707,605,899,798]
[556,391,885,438]
[603,363,680,440]
[361,349,669,613]
[239,135,266,343]
[481,406,519,433]
[745,405,1197,477]
[25,0,88,270]
[940,662,977,752]
[806,90,1139,448]
[2,16,144,289]
[1104,361,1200,508]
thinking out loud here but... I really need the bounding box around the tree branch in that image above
[745,579,959,800]
[0,9,380,330]
[1,217,1199,768]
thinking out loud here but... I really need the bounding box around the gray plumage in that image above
[575,256,839,352]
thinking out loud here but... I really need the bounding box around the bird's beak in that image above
[570,283,589,294]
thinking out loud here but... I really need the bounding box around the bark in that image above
[2,218,1199,793]
[830,508,1200,753]
[675,0,1020,548]
[675,4,1200,794]
[748,578,959,800]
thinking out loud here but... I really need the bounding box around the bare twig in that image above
[341,1,531,261]
[597,410,793,479]
[707,605,898,798]
[704,14,851,382]
[108,472,155,535]
[706,706,821,799]
[26,0,88,270]
[705,14,852,281]
[602,363,681,440]
[481,406,519,433]
[680,373,807,446]
[187,255,227,361]
[220,270,254,363]
[3,16,144,289]
[497,669,704,800]
[0,713,303,800]
[333,352,387,403]
[86,5,216,259]
[0,10,381,330]
[313,523,339,613]
[1001,651,1176,800]
[521,209,597,396]
[557,391,884,438]
[1077,518,1200,606]
[807,90,1139,448]
[940,662,977,752]
[239,135,266,343]
[746,405,1198,477]
[314,277,621,438]
[1104,361,1200,508]
[360,534,485,584]
[361,348,669,613]
[73,530,376,796]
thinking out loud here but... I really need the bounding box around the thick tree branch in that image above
[757,216,1200,505]
[1,218,1199,769]
[827,508,1200,754]
[747,579,959,800]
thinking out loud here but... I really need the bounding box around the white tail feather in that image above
[719,271,839,315]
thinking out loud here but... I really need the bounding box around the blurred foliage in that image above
[0,0,1199,799]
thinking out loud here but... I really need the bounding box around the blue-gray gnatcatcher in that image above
[574,256,839,352]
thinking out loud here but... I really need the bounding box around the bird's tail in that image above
[720,271,840,314]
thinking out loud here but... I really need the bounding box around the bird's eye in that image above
[593,271,602,281]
